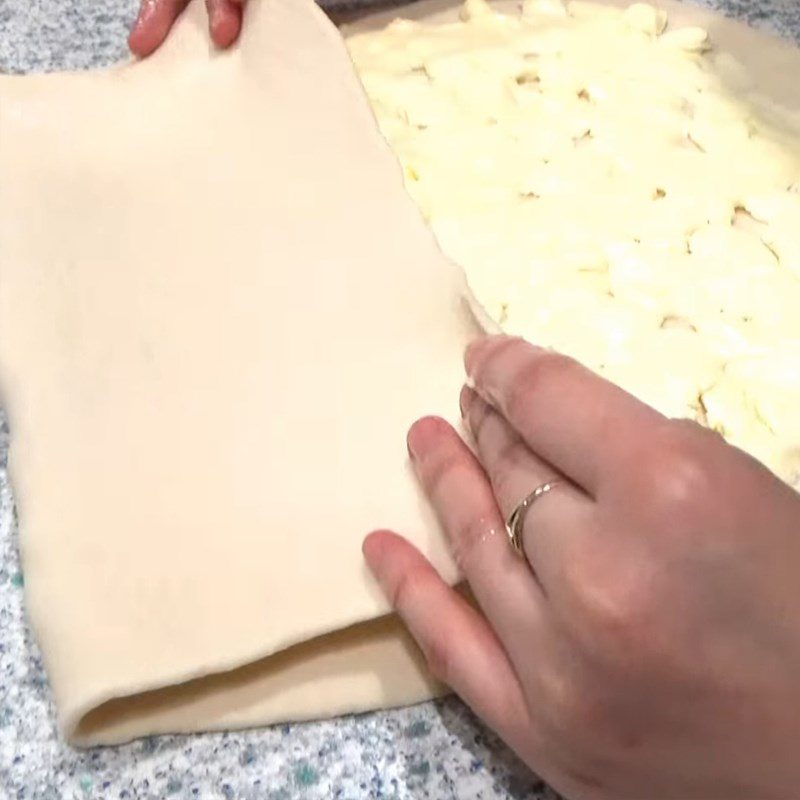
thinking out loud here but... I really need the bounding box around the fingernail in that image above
[210,5,226,30]
[406,429,418,460]
[137,0,157,22]
[459,384,475,418]
[363,530,401,589]
[407,416,447,461]
[464,338,484,377]
[362,532,382,571]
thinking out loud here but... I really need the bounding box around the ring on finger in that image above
[505,479,563,556]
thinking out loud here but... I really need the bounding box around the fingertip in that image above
[463,336,485,376]
[128,30,145,58]
[129,0,187,57]
[210,15,241,48]
[363,529,411,573]
[362,529,388,564]
[128,25,162,57]
[459,385,477,418]
[209,1,242,48]
[464,335,503,377]
[407,416,453,460]
[465,334,530,378]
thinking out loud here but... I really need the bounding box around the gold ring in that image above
[505,480,562,556]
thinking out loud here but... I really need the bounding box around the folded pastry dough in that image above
[3,0,800,748]
[0,0,475,745]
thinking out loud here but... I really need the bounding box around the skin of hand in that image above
[364,335,800,800]
[129,0,246,57]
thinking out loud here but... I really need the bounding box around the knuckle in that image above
[472,335,526,382]
[505,351,580,421]
[492,439,532,498]
[389,568,428,614]
[538,660,646,768]
[563,548,651,653]
[453,513,493,572]
[421,447,462,498]
[641,422,714,518]
[586,587,643,648]
[423,636,454,686]
[540,667,585,734]
[469,396,495,444]
[591,589,644,648]
[496,436,532,473]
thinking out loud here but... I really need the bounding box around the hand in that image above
[364,335,800,800]
[129,0,246,57]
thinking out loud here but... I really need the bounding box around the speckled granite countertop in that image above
[1,1,799,799]
[1,0,798,73]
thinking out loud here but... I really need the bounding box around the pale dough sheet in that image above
[0,0,475,745]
